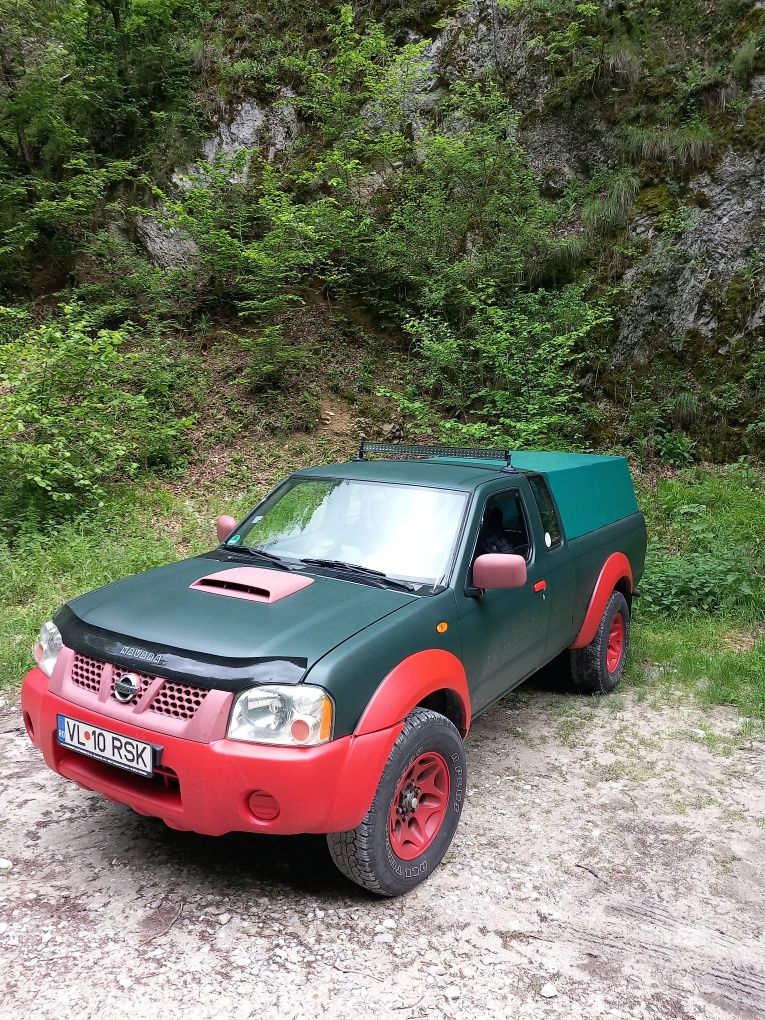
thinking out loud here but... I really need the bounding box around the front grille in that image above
[69,653,208,721]
[59,751,182,808]
[149,680,208,720]
[71,654,105,693]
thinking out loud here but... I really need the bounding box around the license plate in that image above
[56,714,158,778]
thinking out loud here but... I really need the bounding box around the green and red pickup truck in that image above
[22,444,646,895]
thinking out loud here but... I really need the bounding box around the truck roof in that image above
[296,457,505,490]
[297,450,639,539]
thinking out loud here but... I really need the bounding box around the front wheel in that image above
[569,590,630,695]
[327,708,466,896]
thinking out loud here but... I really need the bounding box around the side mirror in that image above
[216,514,238,544]
[472,553,527,591]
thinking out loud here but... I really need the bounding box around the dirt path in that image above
[1,682,763,1020]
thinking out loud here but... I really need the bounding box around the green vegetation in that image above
[2,0,763,505]
[390,287,610,447]
[623,122,714,171]
[0,303,196,514]
[580,168,640,235]
[628,465,765,719]
[1,2,763,724]
[631,617,765,721]
[638,464,765,618]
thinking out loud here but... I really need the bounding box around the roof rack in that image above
[356,441,515,469]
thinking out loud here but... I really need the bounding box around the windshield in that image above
[225,477,468,586]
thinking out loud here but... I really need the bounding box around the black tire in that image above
[327,708,466,897]
[569,590,630,695]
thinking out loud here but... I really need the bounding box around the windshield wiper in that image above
[223,546,292,570]
[300,557,386,576]
[299,558,417,592]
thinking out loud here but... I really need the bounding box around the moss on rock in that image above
[634,184,678,218]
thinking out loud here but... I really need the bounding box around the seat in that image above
[476,507,515,556]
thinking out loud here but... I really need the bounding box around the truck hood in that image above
[56,555,416,691]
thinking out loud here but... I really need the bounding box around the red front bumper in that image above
[21,667,400,837]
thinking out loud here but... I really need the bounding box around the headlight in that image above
[227,685,333,746]
[34,621,63,678]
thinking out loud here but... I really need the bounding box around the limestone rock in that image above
[200,88,299,176]
[134,212,199,270]
[617,148,765,363]
[139,90,300,267]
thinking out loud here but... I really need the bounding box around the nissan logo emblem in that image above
[113,673,141,703]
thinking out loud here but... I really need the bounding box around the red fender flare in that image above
[570,552,633,649]
[355,649,472,737]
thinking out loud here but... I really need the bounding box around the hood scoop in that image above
[190,567,313,604]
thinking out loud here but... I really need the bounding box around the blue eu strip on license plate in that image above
[56,714,157,778]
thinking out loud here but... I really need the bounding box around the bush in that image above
[153,157,377,320]
[238,324,318,392]
[0,304,196,514]
[389,287,611,447]
[640,548,759,615]
[656,430,696,466]
[638,469,765,617]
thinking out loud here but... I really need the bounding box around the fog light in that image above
[248,790,280,821]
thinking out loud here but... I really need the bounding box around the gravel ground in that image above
[1,680,764,1020]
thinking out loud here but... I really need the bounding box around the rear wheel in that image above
[569,590,630,695]
[327,708,466,896]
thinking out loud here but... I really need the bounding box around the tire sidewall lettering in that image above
[385,847,429,879]
[453,759,464,813]
[383,726,466,887]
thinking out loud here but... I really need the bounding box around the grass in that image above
[629,616,765,720]
[606,41,642,86]
[623,122,715,170]
[635,464,765,618]
[592,758,655,783]
[626,464,765,720]
[732,33,760,83]
[581,168,641,235]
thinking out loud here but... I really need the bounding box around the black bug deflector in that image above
[54,605,307,691]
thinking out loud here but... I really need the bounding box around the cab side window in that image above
[527,474,562,548]
[475,491,531,561]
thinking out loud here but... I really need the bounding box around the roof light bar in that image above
[357,442,513,466]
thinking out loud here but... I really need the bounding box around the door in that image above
[456,488,551,714]
[525,472,577,656]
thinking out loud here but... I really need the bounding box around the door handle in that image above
[533,579,547,593]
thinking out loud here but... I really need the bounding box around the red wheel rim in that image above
[388,752,450,861]
[606,613,625,674]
